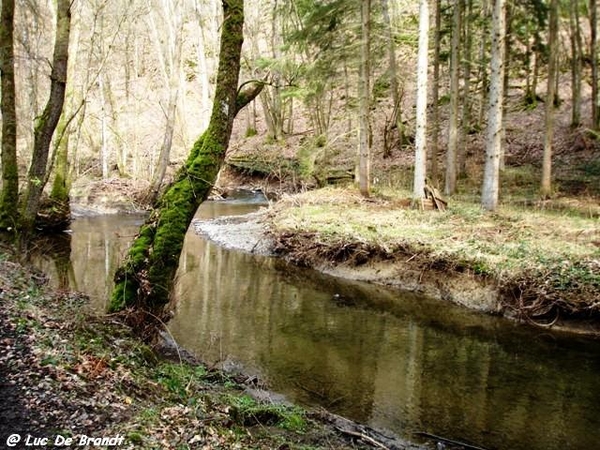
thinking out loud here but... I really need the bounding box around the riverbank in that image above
[0,254,426,450]
[267,187,600,334]
[193,186,600,335]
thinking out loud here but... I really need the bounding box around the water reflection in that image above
[34,198,600,450]
[31,214,146,310]
[171,213,600,450]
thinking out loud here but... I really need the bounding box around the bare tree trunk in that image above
[49,16,83,209]
[0,0,18,231]
[430,0,442,183]
[20,0,71,236]
[382,0,403,156]
[145,0,185,204]
[499,0,512,171]
[146,80,181,204]
[445,0,462,196]
[110,0,263,315]
[541,0,559,197]
[270,0,284,141]
[591,0,599,129]
[458,0,473,176]
[99,73,110,179]
[358,0,372,197]
[414,0,429,199]
[481,0,506,211]
[476,0,490,127]
[570,0,583,127]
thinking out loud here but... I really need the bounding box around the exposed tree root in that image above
[273,229,600,331]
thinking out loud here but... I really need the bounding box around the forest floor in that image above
[0,253,427,450]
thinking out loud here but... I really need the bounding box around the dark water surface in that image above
[35,197,600,450]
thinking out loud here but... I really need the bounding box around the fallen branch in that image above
[335,426,390,450]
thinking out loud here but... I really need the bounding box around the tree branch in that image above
[234,79,266,115]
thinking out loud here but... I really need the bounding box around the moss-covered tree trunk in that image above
[50,113,72,205]
[20,0,71,236]
[110,0,262,315]
[0,0,18,231]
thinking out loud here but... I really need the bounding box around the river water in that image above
[34,195,600,450]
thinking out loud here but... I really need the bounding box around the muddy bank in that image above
[193,213,499,312]
[192,210,600,337]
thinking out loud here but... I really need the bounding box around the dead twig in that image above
[335,427,390,450]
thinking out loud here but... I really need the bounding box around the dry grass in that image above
[268,186,600,319]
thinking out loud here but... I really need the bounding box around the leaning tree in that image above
[110,0,262,319]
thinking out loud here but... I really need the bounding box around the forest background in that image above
[0,0,599,323]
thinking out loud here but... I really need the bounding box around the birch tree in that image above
[413,0,429,199]
[481,0,505,211]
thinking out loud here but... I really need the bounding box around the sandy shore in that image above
[191,210,275,255]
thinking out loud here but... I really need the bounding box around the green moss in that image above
[184,133,206,167]
[50,173,69,203]
[109,224,157,311]
[154,363,208,400]
[227,395,307,432]
[126,433,144,445]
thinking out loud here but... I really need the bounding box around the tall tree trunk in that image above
[110,0,263,315]
[476,0,490,127]
[541,0,559,197]
[525,4,545,106]
[49,17,83,211]
[591,0,599,129]
[499,0,512,171]
[20,0,71,236]
[99,73,110,179]
[270,0,284,141]
[430,0,442,182]
[458,0,473,177]
[445,0,462,196]
[382,0,403,156]
[0,0,18,231]
[481,0,506,211]
[570,0,583,127]
[414,0,429,199]
[358,0,372,197]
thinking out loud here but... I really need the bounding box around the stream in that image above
[34,193,600,450]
